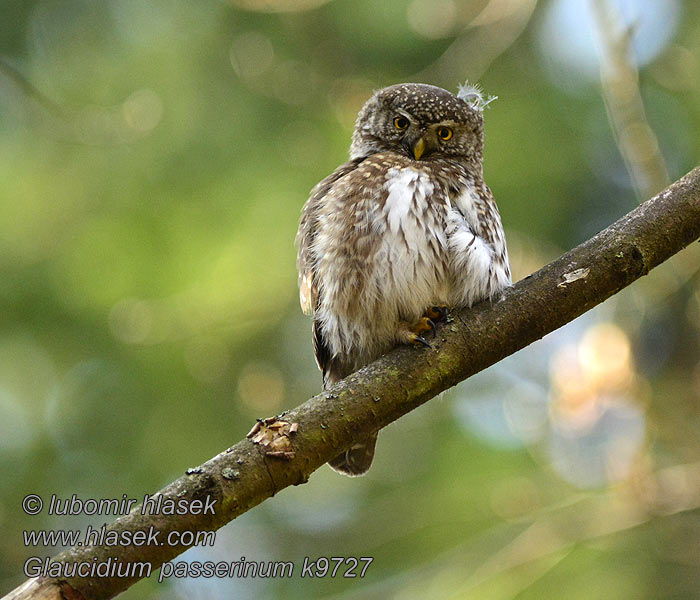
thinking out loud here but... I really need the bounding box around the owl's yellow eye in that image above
[437,126,453,141]
[393,116,409,130]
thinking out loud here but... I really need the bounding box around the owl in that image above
[296,83,511,476]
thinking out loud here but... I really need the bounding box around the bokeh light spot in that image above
[109,298,153,344]
[122,89,163,134]
[407,0,457,40]
[230,32,274,80]
[578,323,632,390]
[237,362,285,413]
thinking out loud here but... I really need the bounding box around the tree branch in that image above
[591,0,670,199]
[5,167,700,600]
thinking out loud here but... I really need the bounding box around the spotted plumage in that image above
[296,83,511,476]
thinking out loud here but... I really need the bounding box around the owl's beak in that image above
[412,137,426,160]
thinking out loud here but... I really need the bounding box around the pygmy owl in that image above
[296,83,511,476]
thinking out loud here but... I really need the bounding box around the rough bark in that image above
[5,166,700,600]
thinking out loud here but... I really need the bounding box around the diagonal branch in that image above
[5,167,700,600]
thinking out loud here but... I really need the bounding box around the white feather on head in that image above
[457,82,497,111]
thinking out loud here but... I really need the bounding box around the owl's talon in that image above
[410,333,432,348]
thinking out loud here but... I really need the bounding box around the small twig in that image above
[591,0,670,199]
[0,58,65,118]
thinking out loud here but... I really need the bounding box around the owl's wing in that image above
[296,159,364,381]
[296,158,363,315]
[448,180,512,304]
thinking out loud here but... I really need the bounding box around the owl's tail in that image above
[328,432,378,477]
[319,345,378,476]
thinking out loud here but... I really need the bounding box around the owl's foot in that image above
[397,317,435,348]
[398,307,451,348]
[412,316,436,336]
[425,305,449,322]
[398,308,450,348]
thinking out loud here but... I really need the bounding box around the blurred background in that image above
[1,0,700,598]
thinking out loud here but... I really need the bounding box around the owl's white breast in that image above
[370,167,451,322]
[384,168,432,237]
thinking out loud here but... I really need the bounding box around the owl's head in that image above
[350,83,487,165]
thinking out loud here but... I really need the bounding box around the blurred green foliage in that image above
[1,0,700,598]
